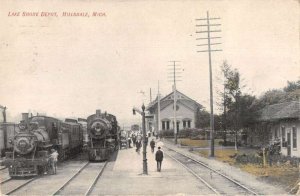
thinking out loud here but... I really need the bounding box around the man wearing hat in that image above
[50,149,59,174]
[155,147,164,172]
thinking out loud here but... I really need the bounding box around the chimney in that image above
[96,110,101,117]
[22,113,29,123]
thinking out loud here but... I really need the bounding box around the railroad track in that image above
[0,177,12,184]
[0,168,11,184]
[164,146,259,195]
[1,177,38,195]
[52,161,107,196]
[0,166,7,171]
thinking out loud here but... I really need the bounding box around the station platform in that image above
[91,137,208,195]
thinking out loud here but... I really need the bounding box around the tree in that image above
[218,61,261,149]
[195,108,210,129]
[219,61,243,149]
[284,80,300,92]
[254,79,300,107]
[217,61,231,145]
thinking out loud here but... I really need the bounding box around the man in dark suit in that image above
[155,147,164,172]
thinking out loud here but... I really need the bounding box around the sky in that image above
[0,0,299,126]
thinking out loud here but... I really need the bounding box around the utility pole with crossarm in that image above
[0,105,7,123]
[168,61,182,145]
[196,11,222,157]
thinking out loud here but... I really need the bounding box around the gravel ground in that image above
[164,139,288,195]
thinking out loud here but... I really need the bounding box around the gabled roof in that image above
[260,101,300,121]
[147,90,203,112]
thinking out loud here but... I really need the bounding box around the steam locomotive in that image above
[2,113,83,177]
[87,110,119,161]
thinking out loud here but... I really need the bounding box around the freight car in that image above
[2,113,83,177]
[87,110,119,161]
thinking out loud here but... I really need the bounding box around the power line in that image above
[168,60,182,145]
[195,11,222,157]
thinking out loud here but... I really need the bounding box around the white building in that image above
[146,90,203,133]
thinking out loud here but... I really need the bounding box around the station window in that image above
[282,127,286,147]
[293,127,297,148]
[162,121,170,130]
[162,122,165,130]
[183,120,191,128]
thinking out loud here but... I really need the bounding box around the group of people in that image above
[127,133,144,152]
[47,135,164,174]
[127,133,164,172]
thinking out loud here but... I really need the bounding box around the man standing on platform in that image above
[155,147,164,172]
[49,149,59,174]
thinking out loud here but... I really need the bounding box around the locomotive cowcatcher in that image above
[2,113,83,177]
[87,110,119,161]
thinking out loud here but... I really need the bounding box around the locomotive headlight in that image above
[14,135,35,154]
[19,140,27,148]
[95,123,101,132]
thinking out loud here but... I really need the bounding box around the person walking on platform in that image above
[145,136,149,146]
[128,137,132,148]
[49,149,59,174]
[136,139,142,153]
[155,147,164,172]
[150,139,155,153]
[132,134,136,147]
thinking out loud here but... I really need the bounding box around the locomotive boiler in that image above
[3,113,83,177]
[87,110,119,161]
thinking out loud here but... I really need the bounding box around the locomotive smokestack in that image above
[22,113,29,122]
[96,110,101,117]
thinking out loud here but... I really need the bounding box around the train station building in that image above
[146,90,203,134]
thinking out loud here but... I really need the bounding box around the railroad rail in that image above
[84,161,108,196]
[0,177,12,184]
[0,166,7,171]
[1,177,38,195]
[164,146,259,195]
[52,161,107,196]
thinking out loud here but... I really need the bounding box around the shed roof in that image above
[260,101,300,121]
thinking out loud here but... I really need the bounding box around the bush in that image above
[161,128,210,139]
[161,129,174,137]
[236,154,262,164]
[219,140,241,146]
[177,128,207,139]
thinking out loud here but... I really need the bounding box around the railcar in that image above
[78,118,88,147]
[87,110,119,161]
[2,113,83,177]
[59,118,83,160]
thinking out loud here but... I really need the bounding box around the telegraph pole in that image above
[0,105,7,123]
[157,81,161,135]
[168,61,182,145]
[196,11,222,157]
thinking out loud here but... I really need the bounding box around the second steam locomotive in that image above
[87,110,119,161]
[2,113,83,177]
